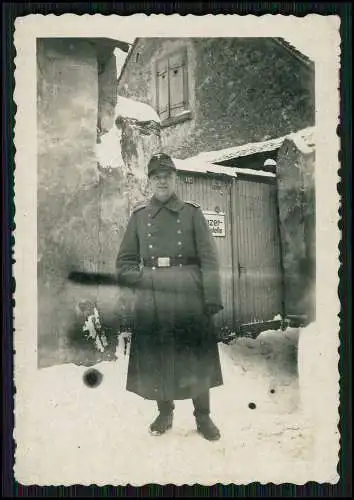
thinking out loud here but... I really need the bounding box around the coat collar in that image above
[149,193,184,218]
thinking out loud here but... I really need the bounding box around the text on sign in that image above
[203,211,226,237]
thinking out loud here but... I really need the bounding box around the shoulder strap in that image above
[184,200,201,208]
[131,201,148,214]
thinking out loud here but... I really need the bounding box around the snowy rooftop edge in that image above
[172,127,314,177]
[285,128,316,155]
[182,126,315,164]
[234,168,276,178]
[173,158,276,178]
[172,158,238,177]
[115,96,161,124]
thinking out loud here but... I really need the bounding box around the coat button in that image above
[147,223,151,227]
[148,244,153,249]
[177,229,182,234]
[178,241,182,246]
[177,219,181,223]
[178,254,182,258]
[152,266,156,270]
[148,233,152,237]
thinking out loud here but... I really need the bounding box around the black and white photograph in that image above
[13,14,340,486]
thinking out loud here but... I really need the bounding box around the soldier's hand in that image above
[205,304,223,316]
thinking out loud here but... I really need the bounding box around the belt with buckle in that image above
[142,257,200,268]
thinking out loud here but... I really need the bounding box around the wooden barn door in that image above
[231,176,283,329]
[176,173,234,329]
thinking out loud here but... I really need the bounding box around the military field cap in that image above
[148,152,177,177]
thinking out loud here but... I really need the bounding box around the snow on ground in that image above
[15,329,318,486]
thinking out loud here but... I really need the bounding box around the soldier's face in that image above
[150,170,176,202]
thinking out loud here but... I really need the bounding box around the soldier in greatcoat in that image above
[116,153,224,441]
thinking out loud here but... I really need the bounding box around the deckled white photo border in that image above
[13,13,341,486]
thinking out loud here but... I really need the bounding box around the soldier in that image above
[116,152,224,441]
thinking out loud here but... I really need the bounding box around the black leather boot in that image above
[193,391,221,441]
[149,400,174,436]
[195,414,221,441]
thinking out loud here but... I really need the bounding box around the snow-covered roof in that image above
[178,127,315,166]
[172,158,237,178]
[183,136,285,166]
[283,126,315,155]
[233,168,276,178]
[173,127,315,178]
[115,96,161,124]
[173,159,276,179]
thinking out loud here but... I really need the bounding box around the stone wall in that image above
[98,49,119,134]
[37,38,160,368]
[118,37,315,159]
[37,38,101,367]
[276,134,316,323]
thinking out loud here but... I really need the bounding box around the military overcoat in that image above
[116,193,224,401]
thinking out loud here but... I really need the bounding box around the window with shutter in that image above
[168,51,186,117]
[155,48,190,124]
[156,59,169,121]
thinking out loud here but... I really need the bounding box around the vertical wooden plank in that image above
[156,58,169,120]
[168,52,185,117]
[242,182,250,321]
[252,182,260,322]
[258,184,265,316]
[231,178,241,330]
[236,180,248,323]
[250,181,259,322]
[182,48,189,109]
[255,182,263,319]
[256,182,267,321]
[246,180,254,322]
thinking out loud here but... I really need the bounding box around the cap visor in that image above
[148,166,176,177]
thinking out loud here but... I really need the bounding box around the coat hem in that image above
[126,381,224,401]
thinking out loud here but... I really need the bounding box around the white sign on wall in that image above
[203,211,226,237]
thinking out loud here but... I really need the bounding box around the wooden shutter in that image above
[168,51,187,118]
[156,58,169,121]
